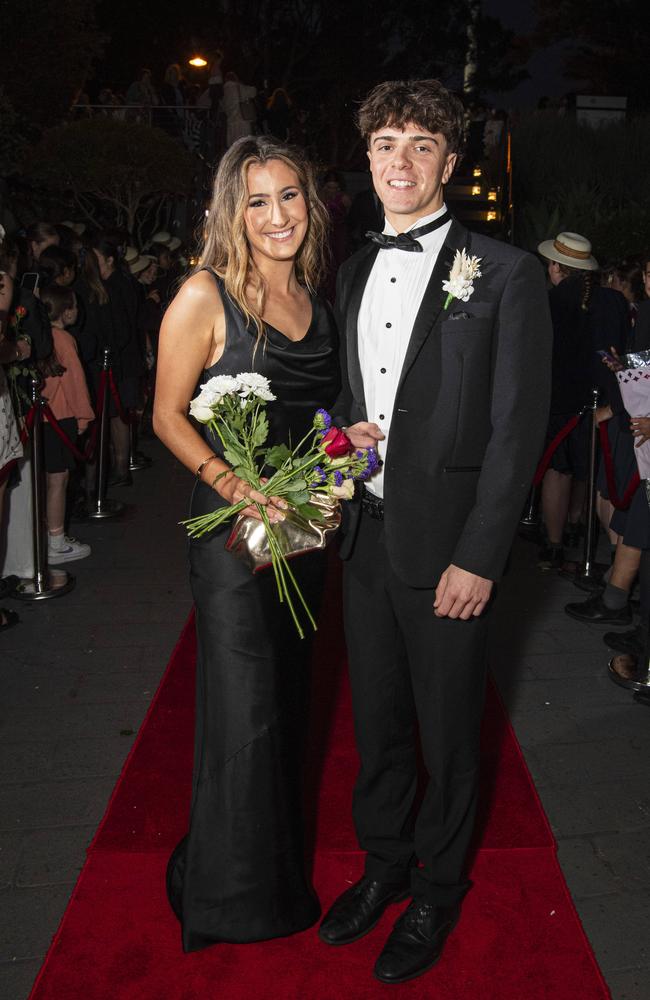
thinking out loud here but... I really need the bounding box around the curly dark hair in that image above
[357,79,466,157]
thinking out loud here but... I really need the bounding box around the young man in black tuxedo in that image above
[319,80,552,984]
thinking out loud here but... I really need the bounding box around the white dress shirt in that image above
[358,204,452,498]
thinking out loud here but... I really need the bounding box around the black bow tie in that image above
[366,211,451,252]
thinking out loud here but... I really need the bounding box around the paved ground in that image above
[1,441,649,1000]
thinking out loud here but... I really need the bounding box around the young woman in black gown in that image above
[154,137,340,952]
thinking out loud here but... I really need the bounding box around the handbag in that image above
[238,85,256,123]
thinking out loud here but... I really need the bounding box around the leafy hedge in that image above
[512,113,650,262]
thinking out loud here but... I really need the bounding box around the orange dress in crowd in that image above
[42,326,95,433]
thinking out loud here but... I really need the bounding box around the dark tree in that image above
[534,0,650,109]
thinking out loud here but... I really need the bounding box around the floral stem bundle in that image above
[184,373,378,638]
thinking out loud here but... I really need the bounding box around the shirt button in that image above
[386,322,392,328]
[379,413,385,420]
[380,367,386,374]
[390,277,396,283]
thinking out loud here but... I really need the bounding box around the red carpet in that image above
[29,570,611,1000]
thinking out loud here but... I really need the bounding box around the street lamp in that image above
[188,56,208,67]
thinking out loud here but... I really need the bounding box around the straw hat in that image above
[167,236,181,252]
[537,231,599,271]
[124,245,140,264]
[151,230,171,245]
[129,254,157,276]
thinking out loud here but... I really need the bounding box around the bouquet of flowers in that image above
[184,372,378,637]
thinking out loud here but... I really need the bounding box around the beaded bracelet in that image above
[195,454,218,479]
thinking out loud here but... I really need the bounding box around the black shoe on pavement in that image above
[318,877,410,946]
[603,627,645,655]
[565,592,632,626]
[537,545,564,570]
[374,900,460,984]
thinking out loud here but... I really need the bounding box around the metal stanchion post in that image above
[87,349,125,520]
[128,412,152,472]
[576,387,601,584]
[15,378,75,601]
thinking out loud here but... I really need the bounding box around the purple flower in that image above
[312,465,327,485]
[333,470,344,487]
[313,408,333,432]
[366,448,379,472]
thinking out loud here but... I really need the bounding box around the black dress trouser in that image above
[343,510,489,906]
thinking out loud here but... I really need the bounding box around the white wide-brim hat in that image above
[538,231,599,271]
[167,236,181,252]
[151,230,171,245]
[129,254,157,275]
[124,245,140,264]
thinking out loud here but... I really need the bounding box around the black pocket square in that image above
[449,310,473,320]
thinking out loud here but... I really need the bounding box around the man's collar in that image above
[383,203,449,237]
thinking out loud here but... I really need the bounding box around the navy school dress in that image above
[166,271,341,951]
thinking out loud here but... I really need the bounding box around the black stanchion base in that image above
[86,497,125,520]
[15,570,75,601]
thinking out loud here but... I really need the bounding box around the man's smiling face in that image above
[367,122,457,230]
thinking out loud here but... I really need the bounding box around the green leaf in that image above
[223,446,248,468]
[296,503,324,521]
[289,489,310,505]
[285,478,307,492]
[265,443,291,469]
[251,413,269,449]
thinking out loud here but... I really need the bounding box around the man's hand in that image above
[434,564,493,620]
[345,421,385,449]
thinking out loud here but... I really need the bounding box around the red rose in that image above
[15,306,27,319]
[322,427,353,459]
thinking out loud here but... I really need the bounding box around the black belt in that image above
[361,486,384,520]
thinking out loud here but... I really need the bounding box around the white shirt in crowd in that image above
[358,203,452,498]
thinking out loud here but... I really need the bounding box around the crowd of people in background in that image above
[72,54,310,164]
[533,236,650,691]
[0,218,183,631]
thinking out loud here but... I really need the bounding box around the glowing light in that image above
[471,185,481,197]
[488,189,497,202]
[189,56,208,67]
[486,210,497,222]
[472,166,482,178]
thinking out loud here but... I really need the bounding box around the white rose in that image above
[331,478,355,500]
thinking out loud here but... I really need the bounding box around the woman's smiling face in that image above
[243,159,309,264]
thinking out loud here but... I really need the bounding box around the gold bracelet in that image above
[195,454,218,479]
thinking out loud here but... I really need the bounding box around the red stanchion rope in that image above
[42,404,89,462]
[532,411,584,487]
[107,370,136,425]
[598,420,640,511]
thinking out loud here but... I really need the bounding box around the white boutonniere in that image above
[442,249,483,310]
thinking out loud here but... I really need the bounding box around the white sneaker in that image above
[48,535,91,564]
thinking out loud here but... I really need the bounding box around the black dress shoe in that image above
[374,899,460,984]
[318,877,410,946]
[603,626,645,655]
[537,544,564,570]
[564,592,632,626]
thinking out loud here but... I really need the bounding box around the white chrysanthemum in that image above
[237,372,276,401]
[202,374,240,400]
[189,398,216,423]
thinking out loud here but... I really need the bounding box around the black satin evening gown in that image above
[166,272,340,952]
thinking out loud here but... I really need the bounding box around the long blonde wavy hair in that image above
[197,136,329,346]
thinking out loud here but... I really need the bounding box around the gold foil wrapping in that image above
[225,490,341,573]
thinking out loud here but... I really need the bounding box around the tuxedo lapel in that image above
[345,244,379,415]
[395,219,469,397]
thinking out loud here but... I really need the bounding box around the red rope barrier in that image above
[598,420,640,511]
[42,404,89,462]
[107,370,136,425]
[532,412,583,487]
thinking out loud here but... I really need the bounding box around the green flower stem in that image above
[259,506,305,639]
[444,293,454,310]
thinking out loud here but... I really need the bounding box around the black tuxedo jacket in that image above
[333,218,552,587]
